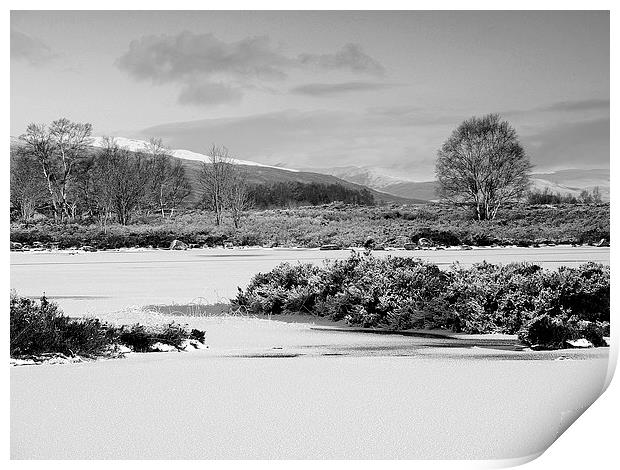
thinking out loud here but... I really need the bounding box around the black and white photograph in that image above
[7,4,615,464]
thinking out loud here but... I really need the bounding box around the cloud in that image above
[291,81,398,96]
[503,98,609,118]
[116,32,290,84]
[178,82,243,106]
[11,30,57,65]
[116,31,386,106]
[538,98,609,113]
[298,43,385,76]
[522,117,609,170]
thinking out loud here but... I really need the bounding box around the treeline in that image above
[527,187,603,205]
[11,119,191,226]
[10,118,376,227]
[248,181,374,208]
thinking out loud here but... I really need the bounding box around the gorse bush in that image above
[10,293,206,358]
[233,254,610,347]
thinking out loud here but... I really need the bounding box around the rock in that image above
[81,245,97,252]
[10,241,23,251]
[566,338,593,348]
[223,241,234,249]
[169,239,188,250]
[597,238,609,247]
[150,342,178,352]
[418,237,433,248]
[319,244,340,251]
[32,241,44,248]
[403,242,418,250]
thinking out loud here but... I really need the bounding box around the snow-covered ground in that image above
[11,314,610,459]
[10,246,611,459]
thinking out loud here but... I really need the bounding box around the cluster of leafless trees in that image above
[11,118,192,227]
[11,118,255,228]
[199,145,252,228]
[527,187,603,205]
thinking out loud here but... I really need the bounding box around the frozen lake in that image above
[11,326,610,459]
[10,247,612,459]
[10,246,610,316]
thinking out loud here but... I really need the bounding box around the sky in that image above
[10,10,609,180]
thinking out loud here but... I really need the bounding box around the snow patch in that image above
[90,136,298,172]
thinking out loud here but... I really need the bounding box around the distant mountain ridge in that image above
[10,136,422,206]
[313,165,610,202]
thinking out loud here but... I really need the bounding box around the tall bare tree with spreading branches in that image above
[19,118,92,222]
[435,114,531,220]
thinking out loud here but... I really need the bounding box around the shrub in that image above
[518,315,608,349]
[233,253,610,347]
[10,293,207,357]
[116,322,196,352]
[10,293,117,358]
[190,329,206,343]
[517,315,571,349]
[117,324,153,352]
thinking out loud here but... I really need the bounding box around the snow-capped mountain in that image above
[314,165,610,202]
[90,136,299,173]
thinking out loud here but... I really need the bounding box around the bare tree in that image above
[18,123,60,220]
[227,165,252,228]
[10,148,48,221]
[19,118,92,222]
[72,140,117,230]
[145,138,191,218]
[579,187,602,204]
[435,114,531,220]
[199,144,234,225]
[97,138,149,225]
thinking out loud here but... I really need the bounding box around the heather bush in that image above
[10,293,206,358]
[117,322,193,352]
[233,254,610,347]
[10,293,117,357]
